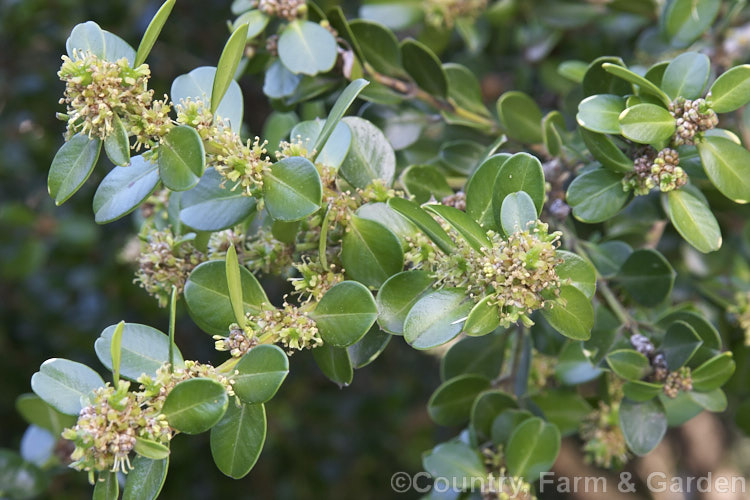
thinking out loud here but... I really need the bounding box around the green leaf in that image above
[690,388,727,412]
[134,437,170,460]
[470,390,517,440]
[122,456,168,500]
[499,191,537,235]
[505,417,560,481]
[464,296,501,337]
[134,0,176,66]
[466,154,510,230]
[576,94,626,134]
[618,103,676,144]
[263,60,301,99]
[103,113,130,166]
[566,168,629,223]
[339,117,396,189]
[171,66,243,132]
[580,129,634,173]
[311,79,369,159]
[555,341,602,385]
[582,56,632,97]
[492,152,545,215]
[439,139,486,175]
[292,120,352,169]
[404,288,472,350]
[662,0,721,48]
[667,188,722,253]
[697,135,750,204]
[585,240,632,278]
[541,285,594,341]
[262,156,322,221]
[210,402,266,479]
[601,63,672,106]
[158,125,206,191]
[184,260,268,335]
[348,20,404,77]
[356,202,417,248]
[233,10,270,40]
[623,380,664,402]
[93,155,159,224]
[427,374,491,426]
[531,391,592,436]
[709,65,750,113]
[492,409,534,446]
[400,39,447,98]
[619,398,667,455]
[558,60,587,82]
[425,204,490,251]
[162,378,229,434]
[401,165,453,204]
[556,250,596,299]
[278,20,337,76]
[422,442,486,483]
[347,326,391,368]
[225,245,246,328]
[180,168,256,231]
[233,345,288,404]
[616,249,675,305]
[312,344,353,387]
[66,21,106,59]
[313,281,378,346]
[341,215,403,288]
[692,352,735,391]
[661,52,710,100]
[376,270,434,335]
[48,133,102,205]
[606,349,651,380]
[662,320,703,369]
[15,394,76,436]
[387,197,455,253]
[496,91,543,143]
[108,321,125,384]
[441,332,507,381]
[443,62,490,117]
[31,358,104,415]
[93,471,119,500]
[542,111,565,156]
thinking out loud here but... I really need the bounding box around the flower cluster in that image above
[623,147,686,195]
[441,191,466,211]
[433,222,562,327]
[58,51,153,140]
[137,361,235,412]
[258,0,307,20]
[134,225,206,307]
[630,333,668,382]
[728,291,750,345]
[62,380,170,483]
[291,258,344,302]
[215,302,322,356]
[580,401,629,469]
[663,366,693,398]
[670,97,718,146]
[481,449,535,500]
[404,232,439,269]
[244,227,296,275]
[424,0,488,29]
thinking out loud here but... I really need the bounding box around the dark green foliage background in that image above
[0,1,441,498]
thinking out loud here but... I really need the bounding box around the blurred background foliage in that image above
[3,0,750,498]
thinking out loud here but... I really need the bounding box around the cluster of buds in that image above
[623,147,686,195]
[480,449,535,500]
[134,225,206,307]
[215,302,322,356]
[404,232,439,269]
[580,402,629,469]
[424,0,488,29]
[208,228,247,260]
[441,191,466,211]
[130,97,173,150]
[529,351,556,390]
[244,227,296,275]
[138,361,235,412]
[728,291,750,346]
[290,259,344,302]
[433,222,563,327]
[266,34,279,57]
[58,51,153,140]
[663,367,693,398]
[258,0,307,20]
[670,97,718,146]
[62,380,170,483]
[629,333,668,382]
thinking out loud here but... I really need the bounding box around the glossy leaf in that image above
[95,323,183,380]
[278,20,337,76]
[697,135,750,204]
[532,391,592,436]
[576,94,626,135]
[347,326,391,368]
[103,113,130,166]
[400,39,447,98]
[566,168,629,223]
[122,456,168,500]
[348,20,404,77]
[134,437,170,460]
[184,260,268,335]
[211,23,248,113]
[291,120,352,170]
[210,402,266,479]
[15,394,76,436]
[339,117,396,189]
[542,110,565,156]
[709,65,750,113]
[496,91,543,143]
[505,417,560,481]
[225,245,245,327]
[663,320,703,369]
[312,344,353,387]
[541,285,594,341]
[617,249,675,305]
[171,66,243,132]
[376,270,434,335]
[93,472,119,500]
[48,133,101,205]
[313,281,378,346]
[31,358,105,415]
[623,380,664,402]
[499,191,537,235]
[661,52,710,100]
[607,349,650,380]
[93,155,159,224]
[427,374,491,426]
[422,442,486,483]
[441,332,507,381]
[463,296,501,337]
[692,353,736,391]
[262,60,301,99]
[580,129,633,173]
[556,250,596,299]
[263,156,322,221]
[403,288,472,350]
[134,0,176,66]
[161,378,229,434]
[341,215,403,288]
[492,152,545,215]
[662,0,721,48]
[619,398,667,455]
[233,345,288,404]
[158,125,206,191]
[618,103,676,144]
[387,197,455,253]
[466,154,510,230]
[425,204,490,250]
[667,188,722,253]
[180,168,256,231]
[401,165,453,204]
[312,79,369,159]
[582,56,631,97]
[470,390,517,440]
[601,63,671,106]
